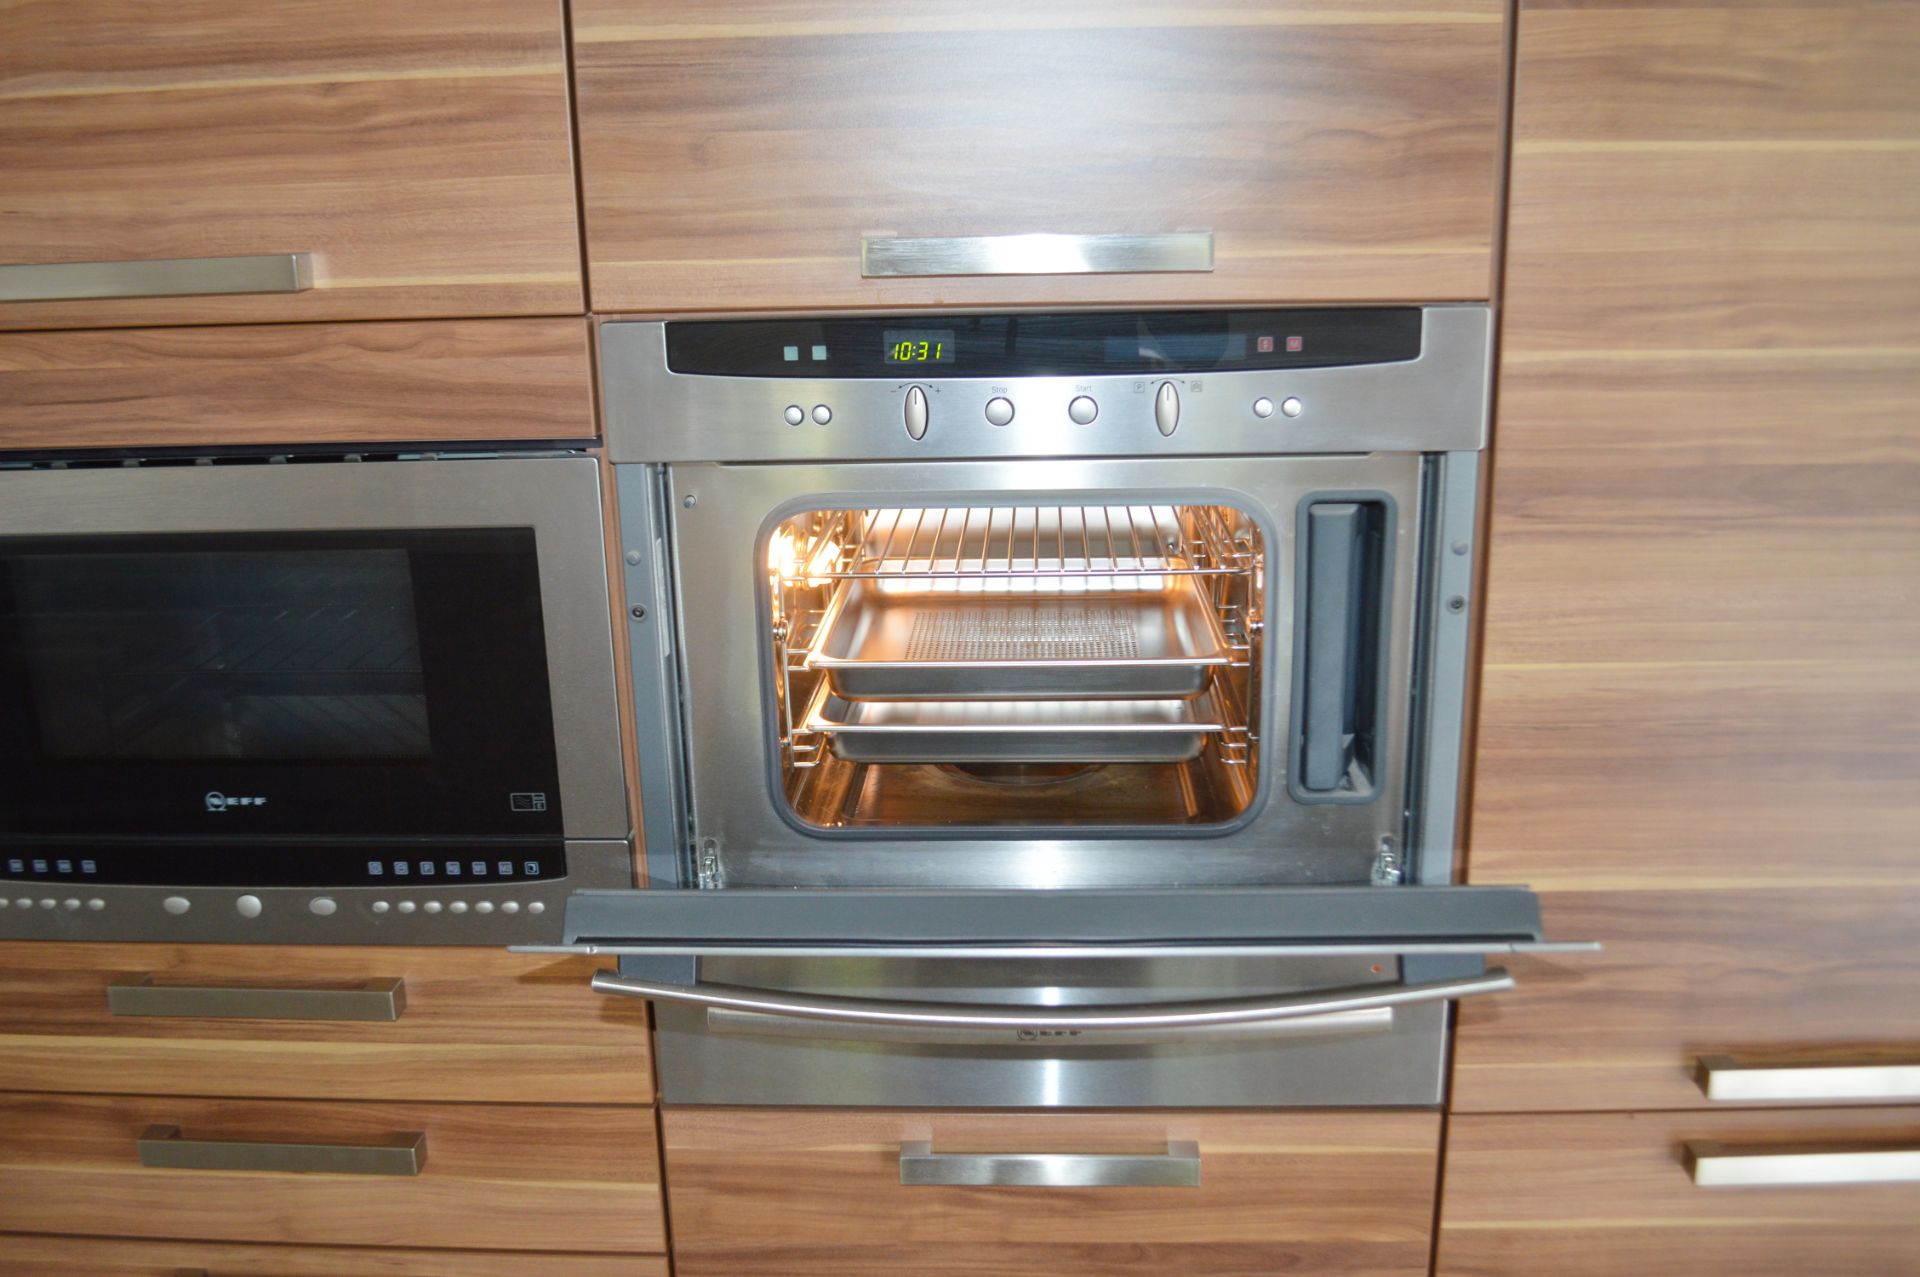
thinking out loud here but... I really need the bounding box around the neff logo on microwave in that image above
[205,791,268,812]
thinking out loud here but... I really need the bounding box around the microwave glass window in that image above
[9,546,432,762]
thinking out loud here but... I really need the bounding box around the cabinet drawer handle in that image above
[1685,1140,1920,1187]
[861,232,1213,278]
[0,253,312,302]
[901,1139,1199,1188]
[109,976,405,1022]
[137,1125,427,1176]
[1698,1056,1920,1103]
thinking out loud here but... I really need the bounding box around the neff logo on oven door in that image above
[205,791,268,812]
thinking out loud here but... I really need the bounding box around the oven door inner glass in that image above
[767,504,1265,828]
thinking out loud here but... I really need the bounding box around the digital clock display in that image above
[884,329,956,364]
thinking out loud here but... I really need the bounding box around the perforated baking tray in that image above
[802,682,1227,764]
[805,580,1233,700]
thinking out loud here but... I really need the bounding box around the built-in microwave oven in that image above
[0,453,631,944]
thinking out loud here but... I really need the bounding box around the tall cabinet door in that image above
[572,0,1506,311]
[0,0,583,330]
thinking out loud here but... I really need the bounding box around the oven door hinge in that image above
[1371,837,1404,887]
[695,837,723,890]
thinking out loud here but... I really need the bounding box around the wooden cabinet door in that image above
[572,0,1505,312]
[0,943,651,1103]
[1457,0,1920,1109]
[663,1108,1440,1276]
[1437,1109,1920,1276]
[0,1235,668,1277]
[0,1093,665,1253]
[0,0,582,330]
[0,319,596,452]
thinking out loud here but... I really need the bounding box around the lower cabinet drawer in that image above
[0,1094,665,1254]
[1437,1108,1920,1276]
[664,1108,1441,1277]
[0,1234,668,1277]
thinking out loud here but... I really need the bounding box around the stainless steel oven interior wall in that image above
[652,955,1447,1107]
[658,455,1423,889]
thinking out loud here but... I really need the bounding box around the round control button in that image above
[783,404,805,426]
[501,901,521,914]
[14,898,30,909]
[811,404,832,425]
[450,901,469,915]
[1281,396,1304,418]
[984,396,1015,426]
[372,901,392,915]
[162,895,191,916]
[1068,395,1098,425]
[528,901,546,915]
[1253,396,1275,419]
[476,901,495,914]
[0,898,8,909]
[309,897,338,917]
[39,898,57,910]
[397,900,417,914]
[87,899,106,911]
[62,898,80,912]
[235,894,263,919]
[424,901,443,914]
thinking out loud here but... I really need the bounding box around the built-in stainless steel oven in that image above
[0,454,630,944]
[557,306,1582,1106]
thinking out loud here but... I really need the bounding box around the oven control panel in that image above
[601,306,1490,464]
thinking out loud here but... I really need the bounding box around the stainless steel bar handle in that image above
[109,976,406,1022]
[1698,1056,1920,1103]
[590,968,1513,1033]
[137,1125,427,1176]
[1686,1140,1920,1187]
[861,232,1213,278]
[708,1004,1394,1046]
[901,1138,1200,1188]
[0,253,312,302]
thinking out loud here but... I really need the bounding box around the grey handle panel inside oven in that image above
[901,1139,1201,1188]
[0,253,312,301]
[861,232,1213,278]
[707,1003,1396,1046]
[592,968,1512,1036]
[108,976,405,1022]
[137,1125,426,1176]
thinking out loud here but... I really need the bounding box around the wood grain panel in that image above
[1452,889,1920,1113]
[0,319,596,451]
[0,0,581,330]
[664,1108,1439,1276]
[574,0,1504,311]
[1436,1109,1920,1276]
[0,1234,667,1277]
[1462,0,1920,1111]
[0,1093,664,1253]
[0,944,651,1103]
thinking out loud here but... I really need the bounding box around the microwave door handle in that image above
[588,967,1513,1034]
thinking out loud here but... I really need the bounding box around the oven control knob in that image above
[904,385,929,440]
[984,396,1015,427]
[1154,382,1180,436]
[1068,395,1098,425]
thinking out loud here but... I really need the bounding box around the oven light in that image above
[767,529,803,581]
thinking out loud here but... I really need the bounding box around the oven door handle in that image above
[588,967,1513,1033]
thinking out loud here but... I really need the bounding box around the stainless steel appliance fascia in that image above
[576,305,1581,1106]
[0,455,631,944]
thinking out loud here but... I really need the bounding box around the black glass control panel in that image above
[665,308,1424,378]
[0,841,567,887]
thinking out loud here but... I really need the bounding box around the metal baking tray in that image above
[802,682,1227,765]
[804,581,1233,700]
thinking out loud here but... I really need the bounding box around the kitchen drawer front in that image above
[0,1234,668,1277]
[664,1108,1440,1276]
[0,319,596,453]
[0,1093,665,1253]
[1450,889,1920,1113]
[1437,1108,1920,1276]
[0,0,581,330]
[0,943,651,1103]
[573,0,1504,312]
